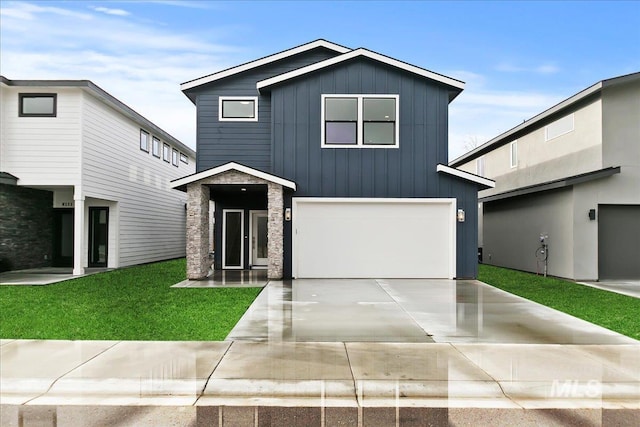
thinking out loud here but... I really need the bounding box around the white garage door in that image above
[293,198,456,279]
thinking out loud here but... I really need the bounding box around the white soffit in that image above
[181,40,351,91]
[257,48,465,91]
[436,164,496,188]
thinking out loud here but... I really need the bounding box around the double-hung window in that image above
[322,95,398,148]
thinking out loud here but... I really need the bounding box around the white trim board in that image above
[181,40,350,91]
[171,162,297,191]
[257,48,465,92]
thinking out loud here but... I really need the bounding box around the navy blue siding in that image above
[270,58,451,198]
[192,48,340,173]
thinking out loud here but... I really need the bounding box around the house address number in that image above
[61,202,73,207]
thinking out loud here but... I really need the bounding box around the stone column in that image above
[186,183,210,279]
[267,183,284,279]
[72,188,85,276]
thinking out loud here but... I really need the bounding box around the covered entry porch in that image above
[171,163,296,280]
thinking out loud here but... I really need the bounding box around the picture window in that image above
[19,93,57,117]
[219,96,258,121]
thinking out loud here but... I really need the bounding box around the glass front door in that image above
[88,207,108,268]
[223,209,244,269]
[251,211,268,267]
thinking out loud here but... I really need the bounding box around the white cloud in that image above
[496,61,560,74]
[92,6,130,16]
[0,1,244,149]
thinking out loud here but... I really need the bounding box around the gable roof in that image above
[257,48,465,100]
[171,162,297,191]
[1,76,195,158]
[449,71,640,167]
[180,39,350,92]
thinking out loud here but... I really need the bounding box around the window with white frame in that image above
[179,152,189,164]
[19,93,57,117]
[140,130,150,152]
[163,143,170,163]
[219,96,258,121]
[322,95,399,148]
[476,157,485,176]
[172,148,179,167]
[152,136,161,158]
[510,141,518,168]
[545,113,574,141]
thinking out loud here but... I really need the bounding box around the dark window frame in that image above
[152,136,161,158]
[19,93,57,117]
[162,143,171,163]
[172,148,179,167]
[140,129,150,153]
[179,152,189,164]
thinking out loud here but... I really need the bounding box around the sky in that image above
[1,1,639,160]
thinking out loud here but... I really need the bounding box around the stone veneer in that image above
[185,170,284,280]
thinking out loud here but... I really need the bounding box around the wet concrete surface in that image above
[227,279,637,344]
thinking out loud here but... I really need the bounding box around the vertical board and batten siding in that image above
[81,92,195,267]
[270,59,451,198]
[0,86,81,185]
[193,48,340,173]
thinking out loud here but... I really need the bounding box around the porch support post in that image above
[267,183,283,279]
[186,183,210,279]
[72,188,85,276]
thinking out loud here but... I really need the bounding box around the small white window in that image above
[322,94,399,148]
[545,113,574,141]
[162,143,170,163]
[510,141,518,168]
[476,157,485,176]
[179,153,189,164]
[152,137,160,158]
[219,96,258,121]
[172,148,179,167]
[140,130,150,153]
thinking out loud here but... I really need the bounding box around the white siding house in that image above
[0,77,195,275]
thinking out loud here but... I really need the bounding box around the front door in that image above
[53,209,74,267]
[250,210,268,268]
[223,209,244,269]
[88,207,109,268]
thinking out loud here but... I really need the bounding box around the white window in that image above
[179,153,189,164]
[219,96,258,121]
[163,143,170,163]
[140,130,150,152]
[510,141,518,168]
[322,94,399,148]
[172,148,179,167]
[19,93,56,117]
[545,113,574,141]
[152,137,161,158]
[476,157,485,176]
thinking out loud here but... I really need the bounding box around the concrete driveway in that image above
[227,279,637,344]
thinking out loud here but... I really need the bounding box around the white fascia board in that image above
[257,48,465,91]
[436,164,496,188]
[171,162,297,190]
[181,40,351,91]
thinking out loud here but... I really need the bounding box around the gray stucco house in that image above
[172,40,493,280]
[451,72,640,281]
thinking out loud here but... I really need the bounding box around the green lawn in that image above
[0,259,261,341]
[478,264,640,340]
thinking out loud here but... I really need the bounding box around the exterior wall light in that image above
[457,209,465,222]
[285,208,292,221]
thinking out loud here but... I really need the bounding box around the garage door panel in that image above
[294,199,455,278]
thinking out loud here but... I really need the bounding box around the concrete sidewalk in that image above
[1,340,638,426]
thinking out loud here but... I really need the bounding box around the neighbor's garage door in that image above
[293,199,456,279]
[598,205,640,280]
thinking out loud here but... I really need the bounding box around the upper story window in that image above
[322,95,399,148]
[172,148,179,167]
[140,130,150,152]
[152,136,161,158]
[510,141,518,168]
[219,96,258,121]
[19,93,57,117]
[163,143,171,163]
[179,153,189,164]
[545,113,574,141]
